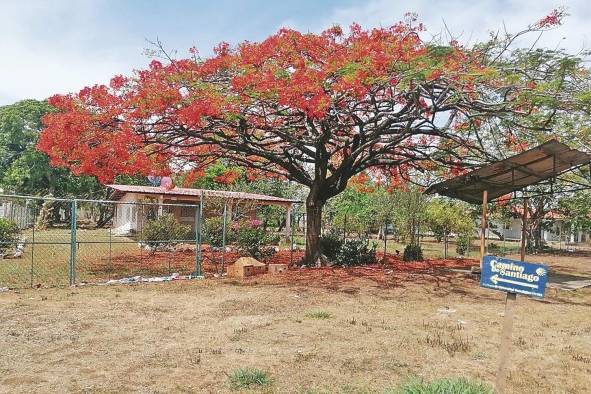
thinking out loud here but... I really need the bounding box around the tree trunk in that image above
[304,194,325,266]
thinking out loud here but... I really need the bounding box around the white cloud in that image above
[0,0,145,105]
[282,0,590,53]
[1,0,589,106]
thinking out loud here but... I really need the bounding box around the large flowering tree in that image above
[39,12,587,264]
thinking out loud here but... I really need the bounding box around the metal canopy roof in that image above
[425,139,591,204]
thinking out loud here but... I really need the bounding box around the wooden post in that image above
[495,196,528,393]
[284,205,292,242]
[480,190,488,269]
[495,291,517,393]
[158,195,164,217]
[521,197,528,262]
[444,227,448,259]
[383,221,388,258]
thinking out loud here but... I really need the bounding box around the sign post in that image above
[480,255,548,393]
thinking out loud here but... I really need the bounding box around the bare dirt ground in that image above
[1,253,590,393]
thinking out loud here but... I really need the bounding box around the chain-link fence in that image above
[0,194,205,288]
[0,194,303,289]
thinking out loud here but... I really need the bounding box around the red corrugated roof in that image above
[511,206,567,220]
[107,184,298,204]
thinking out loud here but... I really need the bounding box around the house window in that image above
[181,206,195,218]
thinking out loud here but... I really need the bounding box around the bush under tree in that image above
[0,218,20,257]
[403,244,423,262]
[203,216,235,247]
[334,239,377,267]
[319,229,344,261]
[142,213,192,251]
[456,234,471,256]
[235,219,277,260]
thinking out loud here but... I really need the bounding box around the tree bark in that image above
[304,192,325,267]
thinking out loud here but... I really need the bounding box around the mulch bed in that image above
[80,246,478,287]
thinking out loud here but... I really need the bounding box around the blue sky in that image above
[1,0,589,105]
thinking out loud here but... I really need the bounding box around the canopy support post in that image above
[479,190,488,269]
[521,197,528,261]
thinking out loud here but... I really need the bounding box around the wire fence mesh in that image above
[0,195,206,288]
[0,193,302,289]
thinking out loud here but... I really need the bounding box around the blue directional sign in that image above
[480,255,549,298]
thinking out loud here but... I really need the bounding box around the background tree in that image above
[38,12,588,263]
[0,100,116,199]
[327,175,378,239]
[425,198,475,257]
[390,187,427,246]
[0,99,150,227]
[559,189,591,242]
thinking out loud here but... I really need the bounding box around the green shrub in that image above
[305,310,332,319]
[142,214,192,250]
[456,234,470,256]
[334,239,377,267]
[488,242,501,252]
[391,377,492,394]
[203,217,234,247]
[228,367,270,390]
[235,219,276,260]
[0,218,20,256]
[403,244,423,261]
[265,232,281,246]
[319,230,343,261]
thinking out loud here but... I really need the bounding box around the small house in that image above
[107,184,297,236]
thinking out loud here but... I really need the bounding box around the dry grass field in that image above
[1,252,590,393]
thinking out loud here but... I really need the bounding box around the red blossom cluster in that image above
[37,18,530,191]
[534,8,565,29]
[213,168,241,185]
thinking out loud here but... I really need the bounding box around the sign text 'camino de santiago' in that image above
[480,255,548,298]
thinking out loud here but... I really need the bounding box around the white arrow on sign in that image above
[490,274,538,289]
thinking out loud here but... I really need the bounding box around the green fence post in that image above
[108,226,113,281]
[290,212,295,266]
[383,221,388,257]
[69,199,77,286]
[221,201,227,275]
[30,208,35,288]
[194,192,204,278]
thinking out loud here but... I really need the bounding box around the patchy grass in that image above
[305,310,332,319]
[228,368,270,390]
[390,377,492,394]
[1,251,591,393]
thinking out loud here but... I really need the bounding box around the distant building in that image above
[489,209,589,244]
[0,199,33,229]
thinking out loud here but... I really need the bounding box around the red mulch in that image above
[79,246,478,287]
[247,252,478,288]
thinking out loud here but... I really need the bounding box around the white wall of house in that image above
[113,193,140,234]
[487,218,588,244]
[0,200,32,229]
[112,193,200,234]
[111,191,293,237]
[487,218,523,241]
